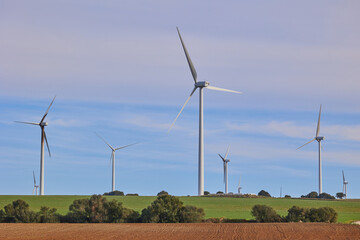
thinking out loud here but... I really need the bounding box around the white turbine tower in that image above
[218,146,230,194]
[237,176,242,194]
[297,105,324,194]
[342,170,348,199]
[96,133,137,192]
[169,27,242,196]
[32,171,39,196]
[15,96,55,195]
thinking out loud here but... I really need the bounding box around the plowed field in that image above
[0,223,359,240]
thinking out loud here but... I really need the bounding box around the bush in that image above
[39,206,60,223]
[284,195,291,198]
[157,190,168,196]
[64,194,138,223]
[104,190,124,196]
[126,193,139,196]
[336,192,345,199]
[258,190,271,197]
[301,191,318,198]
[251,205,282,222]
[216,191,224,195]
[318,192,335,199]
[204,191,210,196]
[140,195,204,223]
[179,205,205,223]
[1,199,39,223]
[286,206,308,222]
[306,207,337,223]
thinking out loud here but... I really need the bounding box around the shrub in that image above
[216,191,224,195]
[140,195,204,223]
[258,190,271,197]
[284,195,291,198]
[301,191,318,198]
[336,192,345,199]
[1,199,39,223]
[157,190,169,196]
[126,193,139,196]
[39,206,60,223]
[251,205,282,222]
[104,190,124,196]
[286,206,308,222]
[204,191,210,196]
[318,192,335,199]
[306,207,337,223]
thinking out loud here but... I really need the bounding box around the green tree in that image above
[336,192,345,199]
[179,205,205,223]
[318,192,335,199]
[286,206,308,222]
[157,190,169,196]
[1,199,39,223]
[39,206,60,223]
[204,191,210,195]
[251,205,281,222]
[302,191,318,198]
[258,190,271,197]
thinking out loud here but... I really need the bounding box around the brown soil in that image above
[0,223,359,240]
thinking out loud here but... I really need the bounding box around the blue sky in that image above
[1,0,360,197]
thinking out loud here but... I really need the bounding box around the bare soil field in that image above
[0,223,359,240]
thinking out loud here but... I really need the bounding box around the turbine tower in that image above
[15,96,55,195]
[33,171,39,195]
[297,105,324,194]
[237,176,242,194]
[96,133,137,192]
[342,170,348,199]
[218,146,230,194]
[169,27,242,196]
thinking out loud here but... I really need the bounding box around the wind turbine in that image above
[15,96,55,195]
[32,171,39,196]
[342,170,348,199]
[218,146,230,194]
[95,133,137,192]
[237,176,242,194]
[297,104,324,194]
[169,27,242,196]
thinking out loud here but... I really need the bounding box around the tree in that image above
[104,190,124,196]
[251,205,282,222]
[301,191,318,198]
[258,190,271,197]
[216,191,224,195]
[336,192,345,199]
[306,207,337,223]
[39,206,60,223]
[284,195,291,198]
[1,199,39,223]
[286,206,308,222]
[318,192,335,199]
[204,191,210,196]
[140,195,205,223]
[157,190,169,196]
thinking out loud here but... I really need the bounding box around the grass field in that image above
[0,195,359,223]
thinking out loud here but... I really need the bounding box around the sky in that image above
[1,0,360,197]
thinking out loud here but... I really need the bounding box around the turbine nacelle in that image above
[316,136,324,141]
[195,81,210,88]
[40,122,48,127]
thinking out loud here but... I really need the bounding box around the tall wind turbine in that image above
[169,27,242,196]
[15,96,55,195]
[237,176,242,194]
[342,170,348,199]
[297,105,324,194]
[33,171,39,196]
[218,146,230,194]
[96,133,137,192]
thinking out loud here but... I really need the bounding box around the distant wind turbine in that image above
[95,133,137,192]
[168,27,242,196]
[342,170,348,199]
[33,171,39,196]
[15,96,56,195]
[237,176,242,194]
[218,146,231,194]
[297,105,324,194]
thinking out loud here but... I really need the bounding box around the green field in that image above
[0,195,359,223]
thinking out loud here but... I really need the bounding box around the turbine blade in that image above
[40,96,56,124]
[206,85,242,94]
[316,104,322,137]
[297,138,316,150]
[33,171,36,185]
[218,154,225,161]
[115,142,139,151]
[168,87,197,132]
[342,170,345,182]
[95,132,114,151]
[176,27,197,83]
[238,176,241,188]
[224,145,230,159]
[14,121,39,126]
[44,131,51,157]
